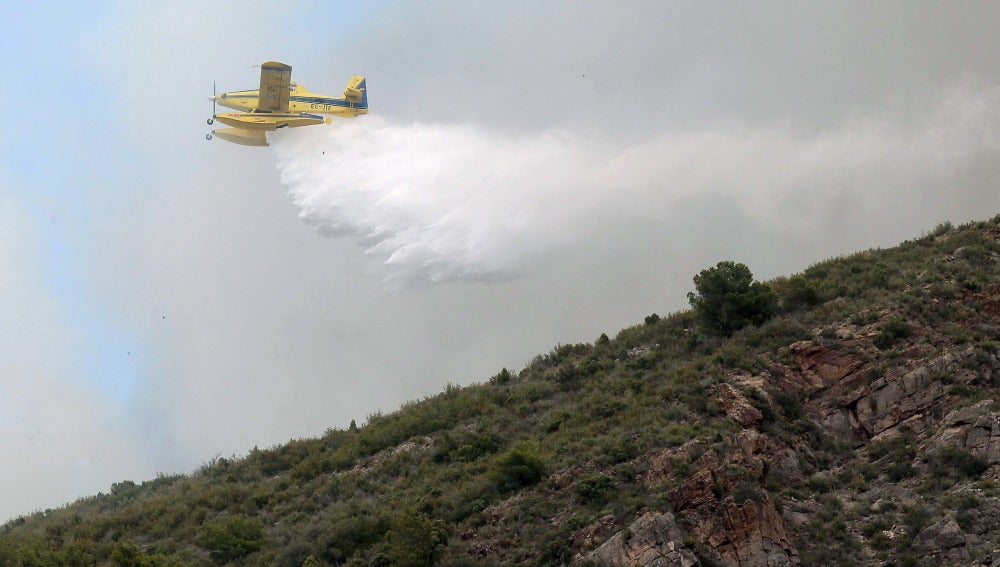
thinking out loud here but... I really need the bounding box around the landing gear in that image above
[206,133,213,140]
[207,81,217,127]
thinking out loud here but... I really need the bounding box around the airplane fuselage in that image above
[215,84,368,118]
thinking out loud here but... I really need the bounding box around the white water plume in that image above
[270,84,1000,287]
[270,117,609,285]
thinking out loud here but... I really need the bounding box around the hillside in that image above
[3,217,1000,567]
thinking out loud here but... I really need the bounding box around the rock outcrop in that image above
[665,430,798,566]
[911,518,969,564]
[578,512,699,567]
[716,384,764,427]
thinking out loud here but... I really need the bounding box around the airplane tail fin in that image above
[343,76,368,109]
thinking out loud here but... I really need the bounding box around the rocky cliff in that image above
[572,225,1000,566]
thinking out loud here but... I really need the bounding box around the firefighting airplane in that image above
[206,61,367,146]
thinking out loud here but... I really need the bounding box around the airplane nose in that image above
[208,95,217,102]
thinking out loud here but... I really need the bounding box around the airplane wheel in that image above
[207,118,214,125]
[206,133,213,140]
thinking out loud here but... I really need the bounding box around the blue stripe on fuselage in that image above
[220,93,367,109]
[292,96,363,108]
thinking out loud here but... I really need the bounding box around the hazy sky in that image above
[2,1,999,520]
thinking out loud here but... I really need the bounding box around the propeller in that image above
[207,80,216,125]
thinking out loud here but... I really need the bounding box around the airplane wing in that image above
[257,61,292,112]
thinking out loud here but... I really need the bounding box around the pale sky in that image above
[2,1,999,520]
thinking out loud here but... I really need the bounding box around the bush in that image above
[779,274,824,311]
[886,461,914,483]
[773,390,803,420]
[318,513,388,562]
[198,515,265,564]
[490,441,546,492]
[574,474,615,504]
[454,433,502,462]
[733,481,764,504]
[868,432,916,463]
[688,261,778,335]
[873,319,912,350]
[603,437,638,465]
[903,505,932,539]
[383,507,448,567]
[491,367,512,385]
[927,447,990,481]
[109,541,143,567]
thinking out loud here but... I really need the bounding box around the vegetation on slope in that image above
[2,217,999,566]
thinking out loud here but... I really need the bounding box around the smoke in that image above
[270,83,1000,287]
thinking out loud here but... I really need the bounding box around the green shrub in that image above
[539,529,573,565]
[870,263,889,288]
[866,367,886,384]
[383,507,448,567]
[927,447,990,482]
[713,344,764,373]
[317,511,389,562]
[109,541,143,567]
[873,319,912,350]
[773,390,803,420]
[198,515,265,564]
[733,481,764,504]
[454,433,502,462]
[490,441,546,492]
[574,474,615,505]
[886,461,915,483]
[603,436,639,465]
[903,505,932,539]
[491,367,512,385]
[868,433,916,463]
[929,221,954,238]
[688,261,778,335]
[779,274,824,311]
[955,509,975,532]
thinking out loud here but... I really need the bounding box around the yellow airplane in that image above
[206,61,367,146]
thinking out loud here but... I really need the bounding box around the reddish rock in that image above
[644,440,709,486]
[717,383,764,427]
[712,496,797,567]
[792,343,865,386]
[482,497,520,526]
[761,363,823,399]
[670,467,718,512]
[665,431,799,566]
